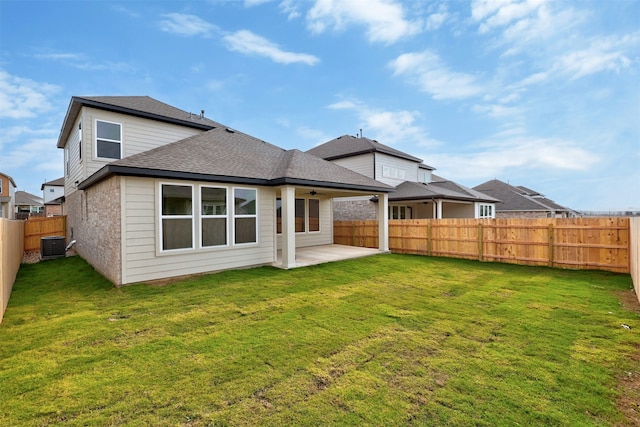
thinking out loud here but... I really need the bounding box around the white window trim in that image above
[276,197,321,235]
[199,185,229,249]
[232,186,258,246]
[478,203,494,219]
[94,119,122,161]
[159,182,195,253]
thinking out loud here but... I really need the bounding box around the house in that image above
[41,177,65,217]
[57,96,392,286]
[14,191,44,219]
[0,172,17,219]
[306,135,498,220]
[473,179,575,218]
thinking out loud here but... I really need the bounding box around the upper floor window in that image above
[78,122,82,162]
[96,120,122,160]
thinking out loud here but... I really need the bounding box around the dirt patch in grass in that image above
[616,289,640,427]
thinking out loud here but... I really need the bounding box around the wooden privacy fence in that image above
[334,218,631,274]
[24,216,67,252]
[1,218,24,323]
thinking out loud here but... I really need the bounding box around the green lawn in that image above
[1,254,639,426]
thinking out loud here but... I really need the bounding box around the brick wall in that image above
[44,204,63,217]
[333,200,378,221]
[497,211,550,219]
[65,176,122,284]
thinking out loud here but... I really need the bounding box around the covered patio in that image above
[274,244,384,269]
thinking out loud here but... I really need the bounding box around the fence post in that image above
[427,221,432,256]
[478,223,483,262]
[548,223,554,267]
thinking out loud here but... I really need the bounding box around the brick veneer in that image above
[333,200,378,221]
[65,176,122,284]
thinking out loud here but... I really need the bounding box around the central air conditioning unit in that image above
[41,236,66,260]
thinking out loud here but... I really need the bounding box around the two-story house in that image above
[57,96,392,286]
[0,172,17,219]
[41,177,64,217]
[307,135,498,220]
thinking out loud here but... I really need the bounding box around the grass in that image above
[1,254,639,426]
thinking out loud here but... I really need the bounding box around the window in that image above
[295,198,305,232]
[65,146,69,177]
[234,188,257,244]
[479,204,493,219]
[276,197,320,234]
[201,187,227,247]
[78,122,82,161]
[389,205,411,219]
[160,184,193,251]
[96,120,122,159]
[382,165,406,179]
[309,199,320,232]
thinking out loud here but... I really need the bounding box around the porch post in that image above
[436,199,443,219]
[281,185,296,268]
[377,193,389,252]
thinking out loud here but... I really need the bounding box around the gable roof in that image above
[0,173,17,188]
[79,127,393,194]
[392,176,499,203]
[307,135,425,163]
[473,179,571,212]
[14,191,43,207]
[57,96,225,148]
[41,177,64,190]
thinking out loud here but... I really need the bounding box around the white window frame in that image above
[479,204,494,219]
[199,185,228,248]
[232,187,258,245]
[94,119,122,161]
[308,198,320,233]
[389,205,411,220]
[159,182,195,252]
[276,197,321,234]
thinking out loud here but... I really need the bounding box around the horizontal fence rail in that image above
[24,216,67,252]
[335,218,631,274]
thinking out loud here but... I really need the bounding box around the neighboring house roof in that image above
[57,96,225,148]
[79,127,394,194]
[1,173,17,188]
[392,176,499,203]
[307,135,425,164]
[41,177,64,190]
[14,191,44,207]
[473,179,572,213]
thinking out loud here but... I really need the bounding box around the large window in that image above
[234,188,257,244]
[201,187,227,247]
[276,198,320,234]
[96,120,122,159]
[389,205,411,219]
[161,184,193,251]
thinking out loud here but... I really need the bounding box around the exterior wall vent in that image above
[41,236,66,260]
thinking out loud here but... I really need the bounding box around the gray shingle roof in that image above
[307,135,425,163]
[391,177,499,203]
[41,177,64,190]
[57,96,225,148]
[473,179,571,212]
[15,190,43,206]
[80,128,393,193]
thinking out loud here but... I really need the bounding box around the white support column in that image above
[281,186,296,268]
[436,199,443,219]
[377,193,389,252]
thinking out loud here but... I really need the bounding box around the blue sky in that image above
[1,0,638,211]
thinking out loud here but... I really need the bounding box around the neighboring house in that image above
[41,177,65,217]
[57,96,392,286]
[473,179,575,218]
[0,172,17,219]
[14,191,44,219]
[306,135,498,220]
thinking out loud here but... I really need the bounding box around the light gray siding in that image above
[375,153,419,187]
[121,177,276,285]
[332,154,374,179]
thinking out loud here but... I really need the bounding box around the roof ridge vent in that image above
[225,128,235,133]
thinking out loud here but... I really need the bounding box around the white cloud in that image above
[306,0,421,44]
[425,12,448,31]
[426,132,600,181]
[389,50,483,100]
[327,98,437,147]
[159,13,218,37]
[0,70,60,119]
[223,30,319,65]
[280,0,301,20]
